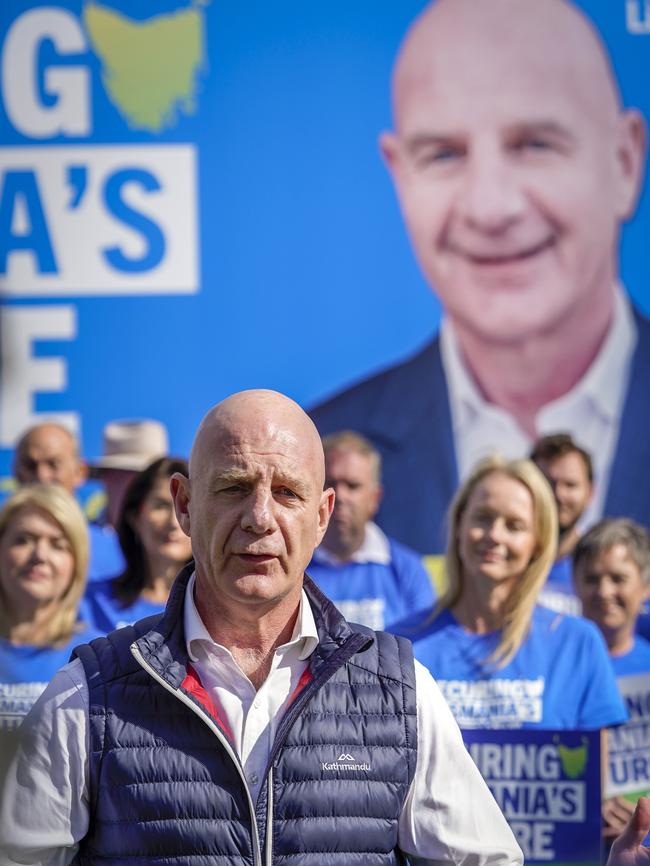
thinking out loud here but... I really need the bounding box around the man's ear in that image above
[615,109,647,220]
[74,459,89,489]
[316,486,336,546]
[379,130,403,180]
[170,473,191,537]
[370,483,384,519]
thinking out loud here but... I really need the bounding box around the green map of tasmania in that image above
[83,0,208,132]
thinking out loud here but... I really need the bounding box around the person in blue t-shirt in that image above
[392,456,626,731]
[307,431,434,630]
[573,518,650,844]
[84,457,193,631]
[530,433,594,617]
[0,484,102,733]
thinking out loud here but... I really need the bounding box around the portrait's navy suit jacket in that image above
[310,311,650,555]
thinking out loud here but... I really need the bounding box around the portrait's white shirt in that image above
[441,287,637,529]
[312,520,391,565]
[0,575,521,866]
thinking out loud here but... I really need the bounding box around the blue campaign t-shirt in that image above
[84,578,167,631]
[538,555,582,616]
[307,537,435,631]
[392,605,626,730]
[611,637,650,678]
[635,609,650,642]
[0,622,102,730]
[87,522,125,583]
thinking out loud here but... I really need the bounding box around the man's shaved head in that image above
[14,423,86,493]
[172,390,334,631]
[392,0,621,133]
[190,390,326,489]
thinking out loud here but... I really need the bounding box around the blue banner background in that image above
[1,0,649,476]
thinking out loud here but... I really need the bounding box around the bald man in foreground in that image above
[0,390,521,865]
[311,0,649,555]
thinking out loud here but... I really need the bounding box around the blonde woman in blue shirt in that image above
[393,456,626,730]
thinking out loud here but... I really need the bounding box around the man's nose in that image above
[457,151,526,233]
[34,464,55,484]
[333,483,349,504]
[241,488,275,534]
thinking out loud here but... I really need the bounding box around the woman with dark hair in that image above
[84,457,192,631]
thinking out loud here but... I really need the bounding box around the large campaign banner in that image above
[464,728,602,864]
[607,672,650,800]
[1,1,649,548]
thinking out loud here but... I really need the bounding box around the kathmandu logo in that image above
[321,751,371,772]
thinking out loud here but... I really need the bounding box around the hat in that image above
[91,419,169,472]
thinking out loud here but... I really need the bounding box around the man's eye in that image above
[278,487,297,498]
[417,146,464,166]
[511,137,553,153]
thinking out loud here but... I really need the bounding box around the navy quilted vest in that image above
[72,565,418,866]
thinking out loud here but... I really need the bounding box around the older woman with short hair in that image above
[392,456,626,729]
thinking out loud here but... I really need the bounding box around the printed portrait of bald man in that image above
[311,0,649,556]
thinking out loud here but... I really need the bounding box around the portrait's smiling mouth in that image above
[449,236,556,266]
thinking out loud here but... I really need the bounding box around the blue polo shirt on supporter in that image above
[392,605,626,730]
[307,522,435,631]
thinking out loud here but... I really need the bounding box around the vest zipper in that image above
[130,642,262,866]
[265,767,273,866]
[265,632,372,773]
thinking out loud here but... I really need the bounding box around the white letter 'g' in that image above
[2,8,90,138]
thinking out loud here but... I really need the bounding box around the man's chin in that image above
[231,570,299,603]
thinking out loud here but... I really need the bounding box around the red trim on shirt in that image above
[181,664,234,741]
[287,666,313,706]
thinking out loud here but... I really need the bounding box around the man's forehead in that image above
[326,448,372,469]
[394,0,619,133]
[190,391,325,485]
[21,428,75,458]
[544,452,590,475]
[198,429,315,475]
[205,447,316,490]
